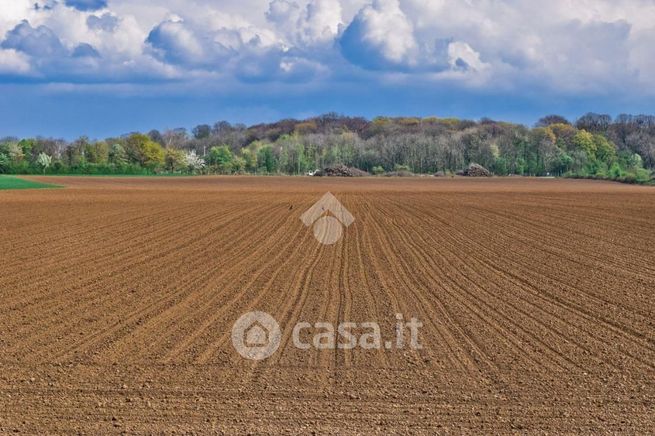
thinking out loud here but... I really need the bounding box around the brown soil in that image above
[0,176,654,434]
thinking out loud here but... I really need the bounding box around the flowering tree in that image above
[37,152,52,175]
[186,151,205,174]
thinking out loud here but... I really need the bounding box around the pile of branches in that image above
[458,163,492,177]
[314,164,369,177]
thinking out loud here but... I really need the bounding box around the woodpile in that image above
[462,163,492,177]
[314,165,369,177]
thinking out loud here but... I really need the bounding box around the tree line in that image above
[1,113,653,184]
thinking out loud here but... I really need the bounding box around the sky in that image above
[0,0,654,139]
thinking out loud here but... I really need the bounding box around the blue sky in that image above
[1,0,654,139]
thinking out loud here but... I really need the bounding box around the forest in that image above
[1,113,653,184]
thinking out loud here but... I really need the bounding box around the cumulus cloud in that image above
[0,48,31,74]
[339,0,486,75]
[1,20,67,58]
[535,20,633,91]
[146,19,213,66]
[628,26,655,87]
[267,0,301,26]
[72,42,100,58]
[0,0,653,98]
[301,0,343,44]
[340,0,417,70]
[236,51,324,82]
[448,41,486,72]
[87,13,120,32]
[267,0,342,46]
[142,6,327,82]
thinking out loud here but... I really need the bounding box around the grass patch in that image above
[0,175,61,190]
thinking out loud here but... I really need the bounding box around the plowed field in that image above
[1,176,654,433]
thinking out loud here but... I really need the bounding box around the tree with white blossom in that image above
[37,152,52,175]
[186,151,205,174]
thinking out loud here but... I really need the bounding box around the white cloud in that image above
[1,20,67,58]
[0,0,34,37]
[267,0,342,46]
[0,48,31,74]
[447,41,486,72]
[299,0,342,44]
[0,0,653,97]
[340,0,417,69]
[338,0,486,77]
[146,18,210,66]
[628,26,655,87]
[87,13,120,32]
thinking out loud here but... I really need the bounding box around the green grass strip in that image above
[0,175,61,190]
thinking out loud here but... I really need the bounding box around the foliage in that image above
[164,148,187,172]
[124,134,165,168]
[37,153,52,174]
[573,130,596,161]
[257,145,277,174]
[240,148,258,173]
[185,151,205,174]
[207,146,234,173]
[536,115,571,127]
[109,143,128,166]
[0,112,653,184]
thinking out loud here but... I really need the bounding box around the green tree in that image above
[64,140,85,168]
[257,145,277,173]
[493,157,508,175]
[547,123,577,151]
[241,148,258,173]
[207,146,234,173]
[232,156,246,173]
[124,134,165,168]
[192,124,211,139]
[85,141,109,165]
[164,148,187,172]
[553,152,574,175]
[18,139,35,161]
[0,142,24,165]
[609,162,625,179]
[592,134,616,163]
[528,127,557,175]
[572,130,597,161]
[628,153,643,169]
[0,152,10,173]
[109,144,128,166]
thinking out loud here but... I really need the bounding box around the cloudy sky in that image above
[0,0,654,138]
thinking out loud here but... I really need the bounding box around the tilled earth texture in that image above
[0,176,654,434]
